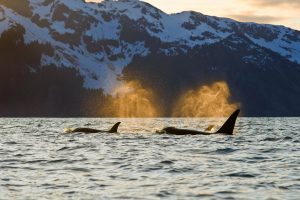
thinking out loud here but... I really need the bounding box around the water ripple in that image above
[0,117,299,199]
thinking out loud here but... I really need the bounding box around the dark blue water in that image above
[0,118,299,199]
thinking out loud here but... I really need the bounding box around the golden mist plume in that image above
[172,81,239,117]
[104,80,160,117]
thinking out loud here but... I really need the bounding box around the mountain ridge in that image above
[1,0,300,116]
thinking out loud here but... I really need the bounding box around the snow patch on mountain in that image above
[2,7,50,44]
[246,29,300,63]
[0,18,11,36]
[86,20,120,40]
[51,21,75,34]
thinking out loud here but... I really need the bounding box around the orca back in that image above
[71,128,100,133]
[215,109,240,135]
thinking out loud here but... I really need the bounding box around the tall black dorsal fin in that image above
[108,122,121,133]
[215,109,240,135]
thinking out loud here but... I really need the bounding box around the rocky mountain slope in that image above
[1,0,300,116]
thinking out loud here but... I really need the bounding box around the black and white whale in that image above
[157,109,240,135]
[66,122,121,134]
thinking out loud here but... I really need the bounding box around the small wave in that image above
[226,172,256,178]
[278,186,289,190]
[66,167,90,172]
[156,190,172,198]
[27,159,47,164]
[196,193,214,197]
[283,136,293,140]
[262,137,281,142]
[57,147,70,151]
[118,164,131,169]
[3,141,17,145]
[0,166,18,169]
[248,156,268,160]
[1,184,26,187]
[216,191,236,195]
[141,184,157,187]
[168,168,193,173]
[142,166,163,172]
[42,184,70,189]
[63,191,76,195]
[260,149,279,153]
[160,160,174,165]
[107,161,122,166]
[14,154,24,157]
[0,159,20,163]
[47,159,68,164]
[63,145,89,150]
[215,148,237,154]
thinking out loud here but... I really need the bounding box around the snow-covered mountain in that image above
[1,0,300,92]
[1,0,300,116]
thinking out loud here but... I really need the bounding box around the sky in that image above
[87,0,300,30]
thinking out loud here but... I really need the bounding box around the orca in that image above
[67,122,121,134]
[157,109,240,135]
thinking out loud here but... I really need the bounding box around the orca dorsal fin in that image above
[108,122,121,133]
[215,109,240,135]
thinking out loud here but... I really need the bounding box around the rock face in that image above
[0,0,300,116]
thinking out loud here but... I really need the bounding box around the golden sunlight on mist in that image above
[173,81,239,117]
[104,81,160,117]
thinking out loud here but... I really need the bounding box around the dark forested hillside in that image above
[0,24,106,117]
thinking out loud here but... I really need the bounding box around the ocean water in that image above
[0,118,299,199]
